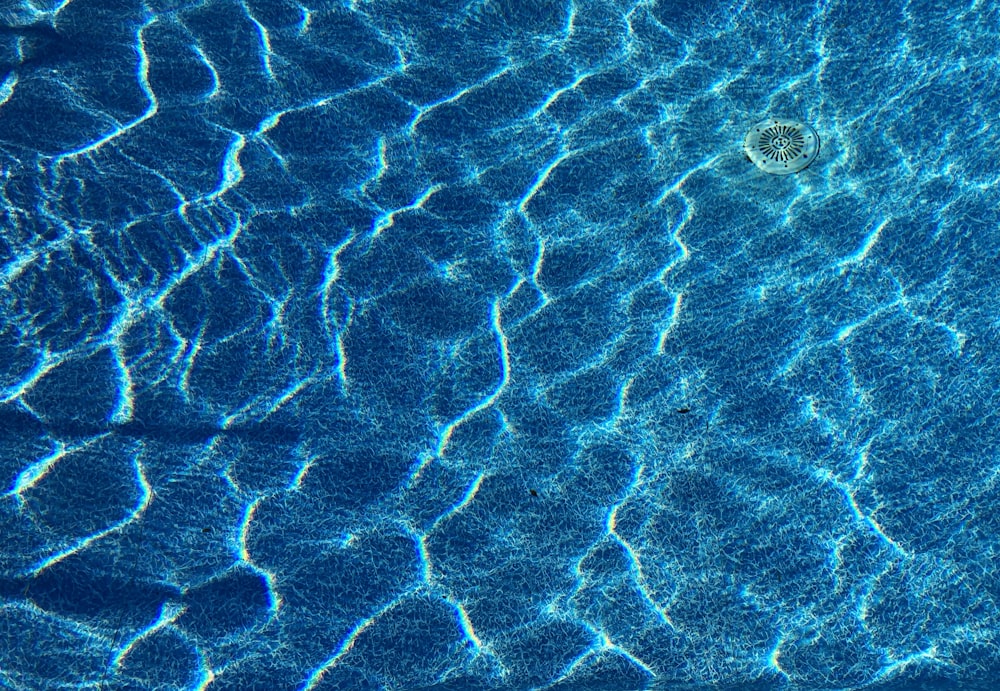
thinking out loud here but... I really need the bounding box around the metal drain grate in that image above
[744,118,819,175]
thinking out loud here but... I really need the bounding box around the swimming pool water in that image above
[2,0,999,689]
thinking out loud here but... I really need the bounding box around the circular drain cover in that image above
[744,118,819,175]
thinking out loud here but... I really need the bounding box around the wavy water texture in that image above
[2,0,1000,689]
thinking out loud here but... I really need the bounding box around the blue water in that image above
[1,0,999,689]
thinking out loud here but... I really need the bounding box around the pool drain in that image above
[744,118,819,175]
